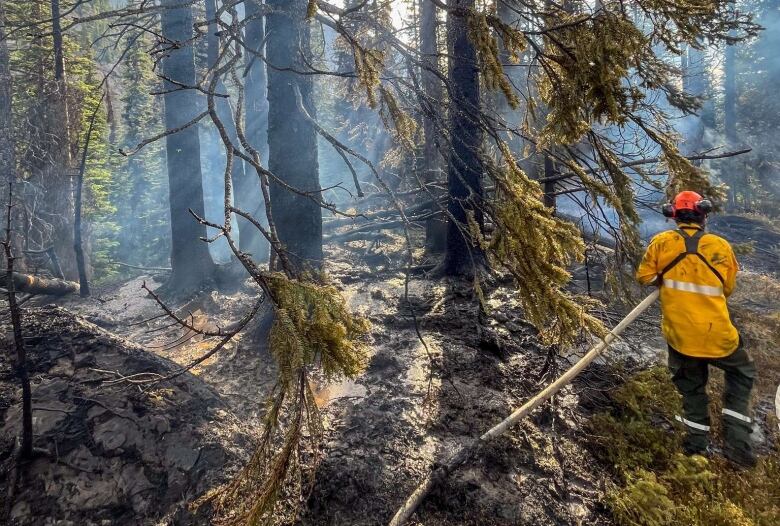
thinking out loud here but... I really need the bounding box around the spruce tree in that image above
[440,0,486,276]
[266,0,323,273]
[159,0,216,291]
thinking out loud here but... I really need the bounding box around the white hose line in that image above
[388,289,661,526]
[775,384,779,431]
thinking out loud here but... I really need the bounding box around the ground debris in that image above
[297,271,618,526]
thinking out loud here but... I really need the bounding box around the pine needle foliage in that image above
[353,46,384,107]
[197,273,369,526]
[265,272,370,386]
[471,0,745,312]
[538,12,648,146]
[378,86,418,151]
[660,144,728,202]
[486,143,606,346]
[467,12,525,109]
[635,0,757,52]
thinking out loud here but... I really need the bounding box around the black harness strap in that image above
[659,228,725,285]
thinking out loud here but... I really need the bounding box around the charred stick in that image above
[2,182,33,459]
[6,272,78,296]
[324,212,440,242]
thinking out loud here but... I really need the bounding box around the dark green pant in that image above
[667,341,756,453]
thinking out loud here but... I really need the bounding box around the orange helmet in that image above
[662,191,713,218]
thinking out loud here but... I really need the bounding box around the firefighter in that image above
[636,190,756,467]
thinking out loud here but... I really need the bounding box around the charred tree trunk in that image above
[245,0,269,162]
[420,0,440,170]
[160,0,216,291]
[240,0,270,262]
[0,0,21,269]
[724,45,737,146]
[7,272,78,296]
[420,0,446,252]
[51,0,65,82]
[73,98,103,297]
[496,1,522,145]
[440,0,485,276]
[266,0,323,274]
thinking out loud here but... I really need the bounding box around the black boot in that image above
[682,433,709,456]
[723,442,756,468]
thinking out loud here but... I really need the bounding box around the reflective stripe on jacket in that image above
[636,223,739,358]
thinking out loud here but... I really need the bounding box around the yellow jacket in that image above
[636,223,739,358]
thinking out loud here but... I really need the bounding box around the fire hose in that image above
[388,289,661,526]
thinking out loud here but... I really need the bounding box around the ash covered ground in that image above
[1,216,777,526]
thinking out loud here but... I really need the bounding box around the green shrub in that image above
[591,366,779,526]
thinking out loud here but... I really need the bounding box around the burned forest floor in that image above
[1,214,779,526]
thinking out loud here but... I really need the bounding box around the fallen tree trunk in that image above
[324,211,441,242]
[388,289,661,526]
[7,272,78,296]
[323,200,440,230]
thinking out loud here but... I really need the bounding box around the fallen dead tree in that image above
[388,289,661,526]
[324,211,441,242]
[322,199,440,230]
[6,272,79,296]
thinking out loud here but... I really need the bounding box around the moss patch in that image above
[590,366,780,526]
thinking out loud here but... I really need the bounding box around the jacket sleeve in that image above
[723,244,739,297]
[636,238,659,285]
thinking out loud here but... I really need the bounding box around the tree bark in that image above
[419,0,442,162]
[419,0,446,252]
[47,0,76,279]
[495,0,523,149]
[724,45,737,146]
[160,0,216,291]
[680,44,712,156]
[266,0,323,274]
[51,0,65,82]
[240,0,270,262]
[205,0,263,264]
[73,97,103,297]
[440,0,486,276]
